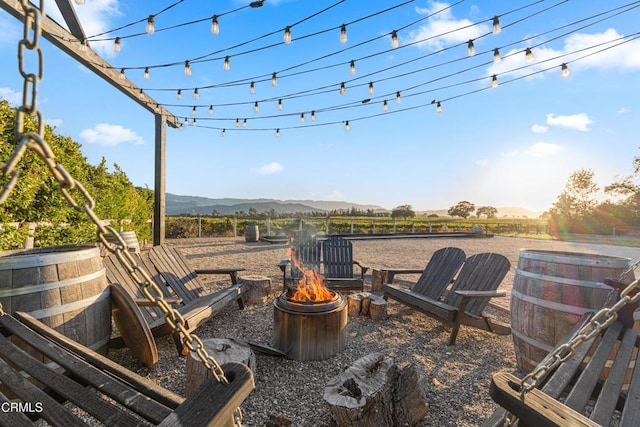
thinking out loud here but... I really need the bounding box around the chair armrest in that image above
[382,268,425,284]
[134,297,182,306]
[277,259,290,273]
[353,261,369,278]
[195,268,245,285]
[455,290,506,299]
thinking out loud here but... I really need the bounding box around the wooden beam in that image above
[0,0,180,128]
[153,114,166,246]
[53,0,85,41]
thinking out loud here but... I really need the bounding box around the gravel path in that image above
[109,235,640,426]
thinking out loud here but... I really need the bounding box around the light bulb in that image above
[467,39,475,56]
[491,74,498,88]
[192,106,196,115]
[221,128,226,137]
[254,101,259,113]
[349,60,356,75]
[243,118,247,127]
[561,63,570,78]
[176,89,182,100]
[113,37,121,52]
[81,40,89,52]
[395,91,401,104]
[383,100,388,112]
[436,101,442,114]
[249,81,255,94]
[184,117,188,125]
[209,105,214,114]
[184,60,191,77]
[119,68,125,80]
[192,118,197,127]
[144,67,150,80]
[391,30,398,49]
[139,88,144,98]
[492,16,501,34]
[146,15,155,35]
[525,47,533,61]
[340,82,346,95]
[271,72,277,87]
[211,15,219,35]
[368,82,374,95]
[223,56,230,71]
[300,113,305,123]
[75,0,84,4]
[278,99,283,110]
[340,24,347,44]
[276,128,280,137]
[311,110,316,121]
[193,88,198,100]
[493,48,501,63]
[345,121,350,131]
[235,118,240,128]
[284,26,292,44]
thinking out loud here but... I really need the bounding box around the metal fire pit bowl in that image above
[273,291,347,361]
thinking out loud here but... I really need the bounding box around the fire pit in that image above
[273,245,348,361]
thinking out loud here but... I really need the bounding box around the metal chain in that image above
[0,2,242,424]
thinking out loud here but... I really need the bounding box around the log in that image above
[371,270,387,293]
[323,353,396,426]
[185,338,256,397]
[369,297,388,321]
[347,294,363,317]
[393,364,429,425]
[360,297,371,316]
[241,275,272,305]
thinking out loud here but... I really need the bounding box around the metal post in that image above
[153,114,166,246]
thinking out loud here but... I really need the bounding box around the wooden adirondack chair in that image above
[484,311,640,427]
[277,235,322,292]
[322,236,369,291]
[383,252,511,345]
[0,311,253,427]
[104,246,246,364]
[382,247,466,299]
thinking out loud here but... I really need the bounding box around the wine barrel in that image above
[0,245,111,355]
[511,250,629,373]
[245,224,259,242]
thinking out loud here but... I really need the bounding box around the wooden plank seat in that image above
[104,246,246,360]
[278,235,322,292]
[384,252,511,345]
[485,312,640,427]
[322,236,369,292]
[0,311,254,427]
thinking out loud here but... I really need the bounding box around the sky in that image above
[1,0,639,213]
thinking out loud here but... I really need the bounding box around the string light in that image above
[340,82,346,95]
[224,56,230,71]
[192,118,197,126]
[350,60,356,75]
[184,60,191,77]
[176,89,182,100]
[436,101,442,114]
[311,110,316,121]
[221,128,226,137]
[492,16,501,34]
[284,26,292,44]
[113,37,121,52]
[368,82,374,95]
[271,72,278,87]
[491,74,498,88]
[340,24,347,44]
[184,117,188,125]
[193,88,199,100]
[395,91,401,104]
[249,81,255,94]
[276,128,280,137]
[80,40,89,52]
[192,106,197,115]
[75,0,84,4]
[254,101,259,113]
[209,105,214,114]
[144,67,150,80]
[493,48,501,63]
[383,100,388,112]
[467,39,475,56]
[146,15,155,35]
[344,120,350,131]
[211,15,220,35]
[119,68,125,80]
[300,113,305,123]
[391,30,399,49]
[561,63,570,77]
[139,88,144,98]
[278,99,283,110]
[243,118,247,127]
[525,47,534,61]
[235,118,240,128]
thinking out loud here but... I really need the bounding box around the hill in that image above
[418,206,544,219]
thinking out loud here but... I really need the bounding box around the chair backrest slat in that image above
[413,247,466,299]
[323,236,354,278]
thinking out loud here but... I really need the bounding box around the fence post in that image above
[233,216,237,237]
[372,219,376,234]
[412,222,415,233]
[429,222,432,233]
[393,219,396,233]
[326,216,330,235]
[197,215,202,237]
[267,217,271,235]
[350,219,354,234]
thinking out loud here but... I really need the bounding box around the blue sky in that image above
[1,0,639,212]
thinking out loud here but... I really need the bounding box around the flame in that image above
[288,245,334,302]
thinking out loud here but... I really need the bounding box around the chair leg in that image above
[236,297,245,310]
[448,297,471,346]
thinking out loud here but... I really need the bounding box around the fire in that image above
[288,245,334,302]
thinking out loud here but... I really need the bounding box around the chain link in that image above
[0,1,242,424]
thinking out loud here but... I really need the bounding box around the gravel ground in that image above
[108,235,640,426]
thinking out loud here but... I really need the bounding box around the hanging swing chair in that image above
[0,2,253,425]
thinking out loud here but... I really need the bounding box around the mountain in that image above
[165,193,388,215]
[418,206,545,219]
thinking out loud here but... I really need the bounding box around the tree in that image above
[391,204,415,219]
[476,206,498,219]
[551,169,599,219]
[448,201,476,219]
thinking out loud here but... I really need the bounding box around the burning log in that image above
[323,353,429,427]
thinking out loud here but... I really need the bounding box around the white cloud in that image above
[546,113,593,132]
[79,123,144,146]
[0,87,22,106]
[405,2,489,50]
[500,150,518,157]
[253,162,283,175]
[475,159,489,166]
[525,142,562,157]
[617,107,630,115]
[531,124,548,134]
